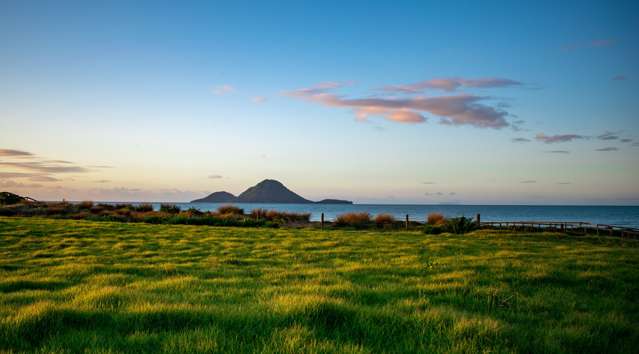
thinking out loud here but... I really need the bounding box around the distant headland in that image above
[191,179,353,204]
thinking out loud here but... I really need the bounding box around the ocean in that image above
[141,203,639,228]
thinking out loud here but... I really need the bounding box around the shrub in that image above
[217,205,244,215]
[114,203,133,210]
[132,203,154,212]
[335,212,371,228]
[182,208,204,217]
[427,212,446,225]
[261,210,311,223]
[250,208,268,219]
[423,224,443,235]
[443,216,477,234]
[375,213,395,227]
[96,203,116,211]
[160,204,180,214]
[78,201,94,210]
[0,192,27,205]
[44,202,74,216]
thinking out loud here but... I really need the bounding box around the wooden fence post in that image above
[476,213,481,227]
[405,214,409,230]
[321,213,324,230]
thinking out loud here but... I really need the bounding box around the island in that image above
[191,179,353,204]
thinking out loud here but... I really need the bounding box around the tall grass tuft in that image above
[160,204,181,214]
[217,205,244,215]
[375,213,395,227]
[132,204,153,212]
[427,212,446,225]
[335,212,371,228]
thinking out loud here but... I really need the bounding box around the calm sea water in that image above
[141,203,639,228]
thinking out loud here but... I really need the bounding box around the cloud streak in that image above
[383,77,522,93]
[0,161,89,173]
[598,131,619,141]
[563,39,616,51]
[0,149,34,157]
[512,137,531,143]
[212,84,235,95]
[288,83,510,128]
[595,147,619,152]
[535,133,585,144]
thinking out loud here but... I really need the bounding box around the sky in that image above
[1,0,638,204]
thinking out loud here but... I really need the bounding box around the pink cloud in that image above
[212,84,235,95]
[383,77,521,93]
[288,83,509,128]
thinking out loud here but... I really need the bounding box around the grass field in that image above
[1,217,638,353]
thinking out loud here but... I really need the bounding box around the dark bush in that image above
[160,204,180,214]
[0,192,28,205]
[78,201,94,210]
[443,216,477,234]
[182,208,204,217]
[423,224,443,235]
[132,203,154,212]
[252,209,310,223]
[218,205,244,215]
[250,208,268,219]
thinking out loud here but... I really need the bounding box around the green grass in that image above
[0,217,638,353]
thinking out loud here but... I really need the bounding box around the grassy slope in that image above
[0,217,638,353]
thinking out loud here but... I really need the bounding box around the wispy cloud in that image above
[0,149,34,157]
[545,150,570,154]
[512,137,531,143]
[208,174,223,179]
[620,138,633,143]
[0,171,59,182]
[422,181,436,185]
[0,172,36,178]
[93,180,111,183]
[212,84,235,95]
[0,180,43,189]
[0,161,89,173]
[252,96,267,104]
[611,75,627,81]
[595,147,619,152]
[598,131,619,140]
[590,39,615,47]
[28,175,60,182]
[520,180,537,184]
[562,38,616,51]
[382,77,522,93]
[88,165,114,169]
[288,83,510,128]
[535,133,585,144]
[557,182,572,185]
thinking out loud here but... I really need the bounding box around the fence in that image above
[315,212,638,237]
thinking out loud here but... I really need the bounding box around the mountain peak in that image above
[237,179,311,203]
[191,179,352,204]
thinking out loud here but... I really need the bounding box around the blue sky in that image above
[1,0,638,204]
